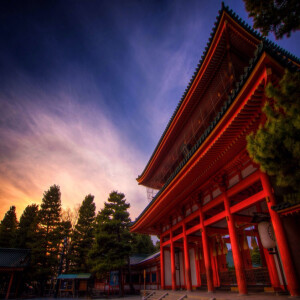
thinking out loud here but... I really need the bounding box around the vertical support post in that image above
[6,272,14,300]
[160,236,165,290]
[199,207,214,292]
[260,172,300,296]
[183,223,192,291]
[224,192,248,295]
[170,231,176,290]
[195,245,202,287]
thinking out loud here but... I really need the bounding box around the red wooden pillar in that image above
[223,192,248,295]
[170,231,176,290]
[260,172,300,296]
[183,224,192,291]
[195,245,202,287]
[6,272,14,300]
[199,207,214,292]
[160,236,165,290]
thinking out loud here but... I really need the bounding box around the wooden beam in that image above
[6,272,14,300]
[230,190,265,214]
[204,211,226,226]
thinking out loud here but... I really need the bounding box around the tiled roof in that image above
[0,248,30,268]
[132,4,300,229]
[129,254,149,265]
[137,3,300,184]
[130,252,160,266]
[57,273,91,279]
[271,199,300,212]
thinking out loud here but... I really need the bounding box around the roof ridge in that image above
[137,4,225,182]
[137,3,299,185]
[133,40,299,227]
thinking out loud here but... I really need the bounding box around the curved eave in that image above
[137,5,299,189]
[137,8,260,187]
[131,51,299,235]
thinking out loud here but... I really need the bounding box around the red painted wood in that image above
[204,211,226,226]
[224,192,247,295]
[183,224,192,291]
[170,231,176,290]
[6,272,14,300]
[160,236,165,289]
[260,172,300,296]
[230,190,265,214]
[199,206,214,292]
[195,246,202,287]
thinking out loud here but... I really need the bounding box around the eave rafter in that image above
[137,9,259,188]
[132,55,271,235]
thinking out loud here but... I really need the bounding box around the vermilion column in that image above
[199,207,214,292]
[183,224,192,291]
[223,192,248,295]
[160,236,165,289]
[170,231,176,290]
[195,245,202,287]
[260,172,300,297]
[263,247,281,288]
[6,272,14,300]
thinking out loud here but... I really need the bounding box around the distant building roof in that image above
[272,199,300,215]
[129,254,149,265]
[131,252,160,266]
[57,273,91,279]
[0,248,30,269]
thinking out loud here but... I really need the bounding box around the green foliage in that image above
[16,204,39,249]
[250,246,262,266]
[70,194,96,272]
[247,70,300,199]
[131,233,155,255]
[31,185,63,283]
[0,206,18,247]
[244,0,300,39]
[89,191,131,295]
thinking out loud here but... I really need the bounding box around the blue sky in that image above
[0,0,299,220]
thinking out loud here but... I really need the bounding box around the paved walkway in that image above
[22,291,300,300]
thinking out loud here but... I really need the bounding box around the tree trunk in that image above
[127,256,135,294]
[118,268,123,297]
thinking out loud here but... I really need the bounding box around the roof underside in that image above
[0,248,30,268]
[132,5,299,235]
[137,5,299,190]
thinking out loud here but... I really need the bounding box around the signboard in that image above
[110,271,119,287]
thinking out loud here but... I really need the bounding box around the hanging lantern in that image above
[223,242,228,255]
[258,221,276,249]
[251,236,258,249]
[217,244,222,255]
[212,244,217,256]
[243,234,249,250]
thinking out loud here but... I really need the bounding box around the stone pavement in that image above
[24,291,300,300]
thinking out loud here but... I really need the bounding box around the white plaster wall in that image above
[189,248,197,286]
[164,250,172,286]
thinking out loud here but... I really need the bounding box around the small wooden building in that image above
[57,273,91,297]
[0,248,30,299]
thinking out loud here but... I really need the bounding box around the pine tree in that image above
[31,185,63,293]
[0,206,18,247]
[89,191,131,296]
[70,194,96,272]
[244,0,300,39]
[247,70,300,202]
[16,204,39,249]
[131,233,155,255]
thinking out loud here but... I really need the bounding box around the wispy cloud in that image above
[0,75,148,220]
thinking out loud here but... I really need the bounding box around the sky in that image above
[0,0,299,221]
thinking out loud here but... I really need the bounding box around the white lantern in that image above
[258,221,276,249]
